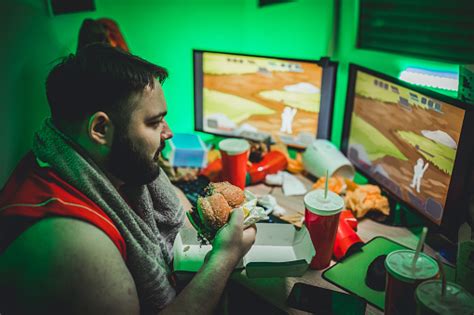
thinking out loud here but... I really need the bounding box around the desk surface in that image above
[174,175,441,315]
[230,176,440,315]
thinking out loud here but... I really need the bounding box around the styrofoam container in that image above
[302,139,355,179]
[173,223,315,278]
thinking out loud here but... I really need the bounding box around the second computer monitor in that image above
[341,64,474,240]
[193,50,337,145]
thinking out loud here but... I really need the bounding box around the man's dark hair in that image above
[46,43,168,128]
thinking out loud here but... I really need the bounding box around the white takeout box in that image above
[173,223,316,278]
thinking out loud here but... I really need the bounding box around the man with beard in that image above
[0,44,256,314]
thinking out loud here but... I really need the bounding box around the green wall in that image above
[331,1,459,147]
[0,0,458,187]
[0,0,334,186]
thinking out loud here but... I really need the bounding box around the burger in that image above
[206,181,246,208]
[186,181,246,242]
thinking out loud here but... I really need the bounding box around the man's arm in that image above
[0,217,140,314]
[0,209,255,314]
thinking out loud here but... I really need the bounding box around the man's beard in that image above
[107,131,164,186]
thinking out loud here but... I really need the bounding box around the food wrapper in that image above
[236,196,269,228]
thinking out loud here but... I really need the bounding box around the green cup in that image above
[416,280,474,315]
[384,249,439,315]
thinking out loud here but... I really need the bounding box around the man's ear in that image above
[87,112,114,146]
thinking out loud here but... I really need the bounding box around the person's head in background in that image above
[46,43,172,186]
[77,18,129,52]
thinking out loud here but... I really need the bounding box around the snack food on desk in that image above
[207,148,221,164]
[186,181,268,243]
[287,153,304,174]
[312,176,389,219]
[345,185,390,219]
[312,176,348,195]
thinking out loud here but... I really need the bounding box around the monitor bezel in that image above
[341,63,474,241]
[193,49,338,141]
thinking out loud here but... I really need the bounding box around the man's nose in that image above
[161,120,173,140]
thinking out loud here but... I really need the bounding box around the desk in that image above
[229,176,442,315]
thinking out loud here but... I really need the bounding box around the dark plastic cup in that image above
[384,250,439,315]
[304,189,344,270]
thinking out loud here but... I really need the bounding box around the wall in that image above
[0,0,334,187]
[331,0,459,148]
[0,0,460,187]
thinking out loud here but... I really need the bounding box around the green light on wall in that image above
[399,67,458,91]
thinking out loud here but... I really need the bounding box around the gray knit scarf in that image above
[32,119,184,314]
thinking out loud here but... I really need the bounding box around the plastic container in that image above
[304,189,344,269]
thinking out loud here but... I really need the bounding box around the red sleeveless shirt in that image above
[0,152,126,260]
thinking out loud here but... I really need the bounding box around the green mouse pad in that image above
[322,237,455,310]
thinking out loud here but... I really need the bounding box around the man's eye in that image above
[150,120,163,128]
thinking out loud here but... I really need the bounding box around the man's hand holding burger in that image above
[186,181,259,243]
[163,183,257,315]
[211,207,257,267]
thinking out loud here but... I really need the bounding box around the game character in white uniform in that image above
[280,106,297,134]
[410,158,429,193]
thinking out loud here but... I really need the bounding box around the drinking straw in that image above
[324,169,329,199]
[435,253,447,297]
[412,227,428,270]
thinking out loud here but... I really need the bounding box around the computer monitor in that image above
[193,50,337,146]
[341,64,474,242]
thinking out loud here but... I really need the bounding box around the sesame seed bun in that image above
[197,193,232,231]
[207,182,245,208]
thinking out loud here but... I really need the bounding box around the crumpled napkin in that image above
[257,194,287,217]
[264,171,307,196]
[242,191,288,218]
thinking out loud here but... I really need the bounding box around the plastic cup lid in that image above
[385,250,439,283]
[219,138,250,156]
[416,280,474,314]
[304,189,344,216]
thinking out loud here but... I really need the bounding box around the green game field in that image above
[350,113,407,161]
[203,88,274,123]
[259,90,320,112]
[397,131,456,175]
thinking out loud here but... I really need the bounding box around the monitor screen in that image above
[194,50,337,146]
[342,64,474,236]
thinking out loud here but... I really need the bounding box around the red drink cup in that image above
[304,189,344,270]
[219,138,250,190]
[384,250,439,315]
[415,280,474,315]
